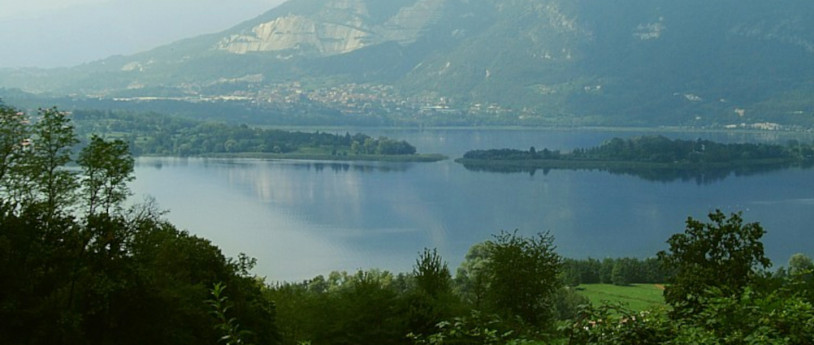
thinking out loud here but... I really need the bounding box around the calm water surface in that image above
[130,129,814,281]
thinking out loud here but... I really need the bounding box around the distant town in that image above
[107,81,522,124]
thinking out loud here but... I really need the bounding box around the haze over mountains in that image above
[2,0,814,127]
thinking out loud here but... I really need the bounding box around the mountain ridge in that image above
[2,0,814,127]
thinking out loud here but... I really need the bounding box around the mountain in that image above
[2,0,814,127]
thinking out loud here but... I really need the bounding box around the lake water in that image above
[130,128,814,282]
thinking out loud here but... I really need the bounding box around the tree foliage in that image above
[462,231,563,330]
[488,231,561,328]
[267,270,407,345]
[0,102,26,185]
[28,107,80,218]
[414,248,452,298]
[788,253,814,276]
[77,135,135,216]
[70,109,416,156]
[658,210,771,317]
[454,242,491,309]
[0,105,278,345]
[406,248,462,338]
[562,257,666,286]
[462,135,814,164]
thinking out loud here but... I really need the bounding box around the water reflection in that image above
[138,157,413,172]
[460,161,814,185]
[287,161,413,173]
[132,157,440,281]
[130,129,814,282]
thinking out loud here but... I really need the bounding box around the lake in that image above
[130,128,814,282]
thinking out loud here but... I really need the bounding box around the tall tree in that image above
[414,248,452,298]
[454,242,491,309]
[788,253,814,276]
[658,210,771,317]
[484,230,562,329]
[77,135,134,216]
[407,248,458,338]
[27,107,79,218]
[0,104,30,204]
[0,104,26,183]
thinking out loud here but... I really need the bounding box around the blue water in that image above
[130,129,814,281]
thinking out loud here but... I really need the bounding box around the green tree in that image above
[0,104,30,206]
[325,270,403,345]
[206,283,254,345]
[561,259,583,287]
[789,253,814,276]
[455,242,491,309]
[363,137,375,154]
[0,201,84,344]
[787,253,814,301]
[675,287,814,344]
[406,249,460,339]
[483,230,562,329]
[27,107,79,218]
[77,135,135,216]
[610,259,631,286]
[0,104,280,345]
[551,287,589,321]
[414,248,452,298]
[599,258,614,284]
[657,210,771,317]
[0,104,27,186]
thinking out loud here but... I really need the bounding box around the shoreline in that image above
[257,124,814,135]
[196,152,448,162]
[454,157,809,171]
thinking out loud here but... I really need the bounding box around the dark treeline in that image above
[3,102,814,344]
[562,257,667,286]
[462,135,814,164]
[71,109,416,156]
[458,135,814,184]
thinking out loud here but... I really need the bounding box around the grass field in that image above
[576,284,667,311]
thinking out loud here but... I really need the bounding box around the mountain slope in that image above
[2,0,814,127]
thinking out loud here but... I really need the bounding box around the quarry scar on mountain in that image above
[216,0,444,57]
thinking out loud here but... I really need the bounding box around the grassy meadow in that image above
[576,284,667,311]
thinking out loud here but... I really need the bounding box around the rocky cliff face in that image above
[216,14,372,56]
[215,0,444,57]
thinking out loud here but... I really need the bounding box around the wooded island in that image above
[457,135,814,182]
[72,109,445,162]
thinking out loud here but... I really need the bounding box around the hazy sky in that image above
[0,0,287,68]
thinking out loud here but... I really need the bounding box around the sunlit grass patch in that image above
[576,284,666,311]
